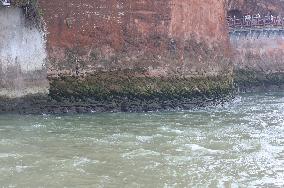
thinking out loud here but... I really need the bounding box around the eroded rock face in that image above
[38,0,233,113]
[0,0,234,113]
[39,0,231,78]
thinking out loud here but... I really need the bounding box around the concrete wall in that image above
[227,0,284,74]
[230,30,284,73]
[0,7,49,98]
[227,0,284,15]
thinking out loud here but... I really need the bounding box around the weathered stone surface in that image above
[0,0,234,113]
[231,33,284,73]
[38,0,231,77]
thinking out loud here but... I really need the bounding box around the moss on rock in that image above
[49,70,233,105]
[0,69,234,114]
[234,69,284,91]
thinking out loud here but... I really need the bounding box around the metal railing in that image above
[227,14,284,29]
[0,0,11,6]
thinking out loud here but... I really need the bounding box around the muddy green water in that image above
[0,93,284,187]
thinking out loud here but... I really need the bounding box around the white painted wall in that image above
[0,7,49,98]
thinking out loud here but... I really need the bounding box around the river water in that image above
[0,92,284,187]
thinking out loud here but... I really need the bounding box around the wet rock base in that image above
[0,94,234,115]
[0,73,234,114]
[234,70,284,93]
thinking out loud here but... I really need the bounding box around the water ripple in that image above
[0,92,283,187]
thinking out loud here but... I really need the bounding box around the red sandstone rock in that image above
[39,0,232,78]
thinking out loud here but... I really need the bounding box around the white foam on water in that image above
[185,144,224,154]
[158,126,184,134]
[0,139,19,145]
[144,162,161,170]
[136,136,153,143]
[0,153,21,158]
[73,157,99,167]
[15,165,30,173]
[164,155,192,165]
[122,148,160,159]
[32,123,46,128]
